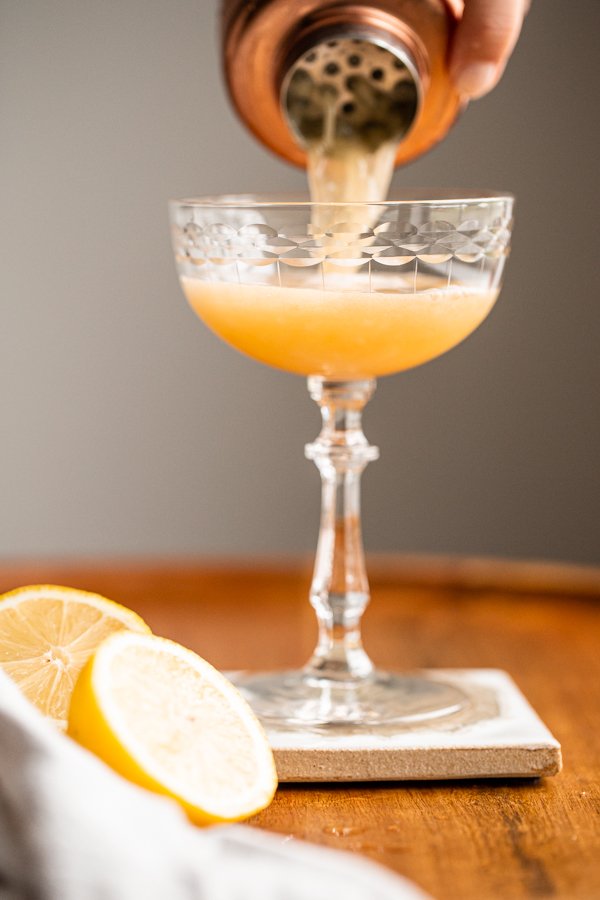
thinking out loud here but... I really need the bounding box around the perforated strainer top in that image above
[283,37,420,153]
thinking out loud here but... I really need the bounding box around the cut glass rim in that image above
[170,190,514,209]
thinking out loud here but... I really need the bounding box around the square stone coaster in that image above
[262,669,562,783]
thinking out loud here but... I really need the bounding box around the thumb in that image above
[450,0,528,99]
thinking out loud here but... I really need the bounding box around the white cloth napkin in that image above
[0,671,430,900]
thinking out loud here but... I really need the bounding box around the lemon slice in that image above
[0,584,150,729]
[67,631,278,824]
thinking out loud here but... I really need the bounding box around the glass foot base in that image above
[230,669,471,729]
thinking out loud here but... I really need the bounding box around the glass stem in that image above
[304,377,379,684]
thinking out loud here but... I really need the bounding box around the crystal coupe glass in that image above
[170,191,513,729]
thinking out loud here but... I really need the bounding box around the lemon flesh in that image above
[68,631,278,825]
[0,584,150,729]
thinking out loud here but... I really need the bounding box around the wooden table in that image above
[2,556,599,900]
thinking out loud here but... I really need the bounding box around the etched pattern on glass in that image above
[173,218,512,268]
[172,213,512,292]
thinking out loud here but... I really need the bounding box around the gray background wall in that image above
[1,1,598,564]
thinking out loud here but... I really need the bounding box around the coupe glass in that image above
[170,191,513,729]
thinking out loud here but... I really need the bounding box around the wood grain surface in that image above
[1,556,598,900]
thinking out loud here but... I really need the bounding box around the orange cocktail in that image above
[181,277,497,379]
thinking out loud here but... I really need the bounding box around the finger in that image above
[450,0,528,99]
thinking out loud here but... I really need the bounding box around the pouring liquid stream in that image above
[284,37,418,221]
[305,88,398,208]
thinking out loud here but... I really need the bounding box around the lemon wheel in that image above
[0,584,150,729]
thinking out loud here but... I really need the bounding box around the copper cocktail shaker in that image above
[221,0,464,168]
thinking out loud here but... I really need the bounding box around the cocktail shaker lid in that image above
[221,0,463,168]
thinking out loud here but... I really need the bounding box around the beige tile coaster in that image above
[262,669,562,783]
